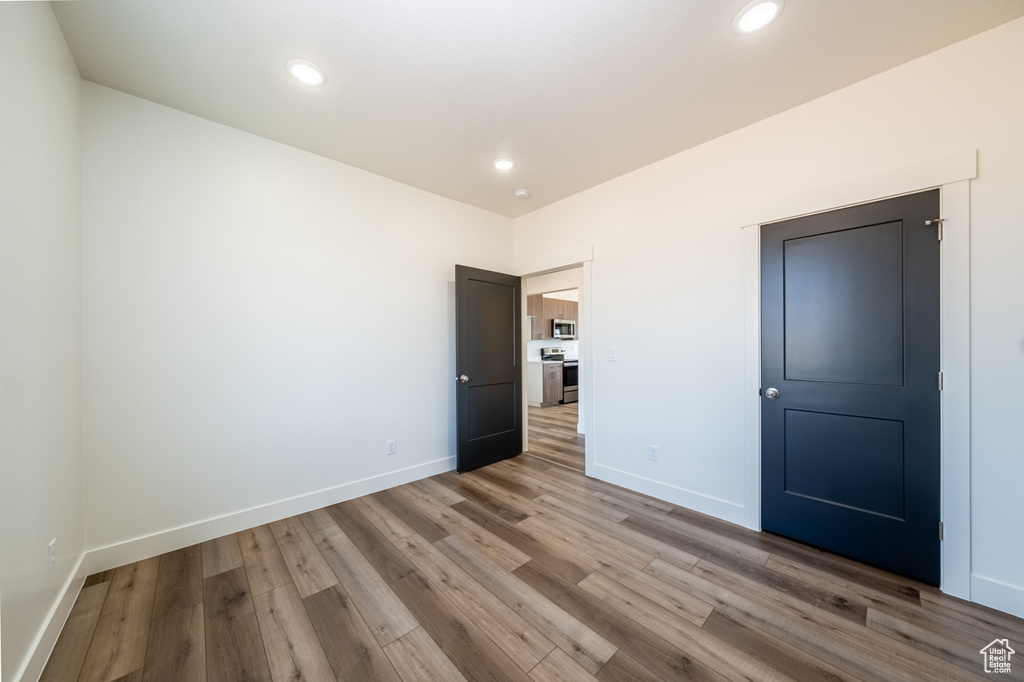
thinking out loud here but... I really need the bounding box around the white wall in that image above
[4,18,1023,682]
[81,84,512,566]
[526,268,583,296]
[513,18,1024,616]
[0,5,85,682]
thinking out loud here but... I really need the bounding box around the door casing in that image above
[513,247,595,473]
[741,149,975,598]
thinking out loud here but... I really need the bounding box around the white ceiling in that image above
[51,0,1024,218]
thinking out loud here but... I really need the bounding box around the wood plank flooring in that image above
[527,402,584,472]
[43,442,1024,681]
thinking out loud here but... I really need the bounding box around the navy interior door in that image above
[455,265,523,473]
[761,190,941,585]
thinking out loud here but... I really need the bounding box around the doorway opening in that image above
[522,267,585,471]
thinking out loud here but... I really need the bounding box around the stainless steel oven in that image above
[562,360,578,403]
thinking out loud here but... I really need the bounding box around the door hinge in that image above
[938,372,943,390]
[925,218,944,241]
[939,521,944,541]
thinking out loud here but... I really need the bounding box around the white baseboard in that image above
[971,574,1024,620]
[84,456,456,575]
[13,553,87,682]
[590,463,746,526]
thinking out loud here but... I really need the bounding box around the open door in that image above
[455,265,523,473]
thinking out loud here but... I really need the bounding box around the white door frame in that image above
[741,150,975,599]
[515,247,595,473]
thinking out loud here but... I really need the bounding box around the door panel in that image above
[456,265,523,473]
[761,190,940,585]
[783,221,904,386]
[784,410,905,519]
[467,383,517,440]
[467,278,516,369]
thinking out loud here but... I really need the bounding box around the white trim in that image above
[580,260,593,448]
[83,457,454,574]
[514,247,595,474]
[939,180,972,599]
[972,575,1024,620]
[591,463,746,525]
[741,151,975,599]
[513,246,594,278]
[739,149,977,227]
[521,284,531,451]
[12,553,87,682]
[741,221,762,532]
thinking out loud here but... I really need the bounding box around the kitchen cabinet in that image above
[563,299,578,324]
[527,361,563,407]
[527,294,543,318]
[545,298,578,324]
[527,294,545,340]
[542,297,560,329]
[528,295,579,340]
[542,363,563,407]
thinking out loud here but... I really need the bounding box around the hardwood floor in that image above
[527,402,584,472]
[42,452,1024,682]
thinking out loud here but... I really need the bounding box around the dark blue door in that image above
[761,190,941,585]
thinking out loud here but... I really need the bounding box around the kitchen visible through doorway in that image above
[523,266,585,470]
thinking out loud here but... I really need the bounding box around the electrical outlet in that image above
[648,445,659,462]
[48,538,56,573]
[386,439,397,456]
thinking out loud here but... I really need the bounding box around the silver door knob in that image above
[457,374,470,383]
[765,387,780,400]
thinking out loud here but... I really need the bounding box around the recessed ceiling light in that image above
[514,189,531,200]
[493,158,516,171]
[733,0,783,33]
[286,59,325,86]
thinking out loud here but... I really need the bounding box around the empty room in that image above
[3,1,1024,681]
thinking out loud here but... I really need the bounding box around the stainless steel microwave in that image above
[552,319,576,340]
